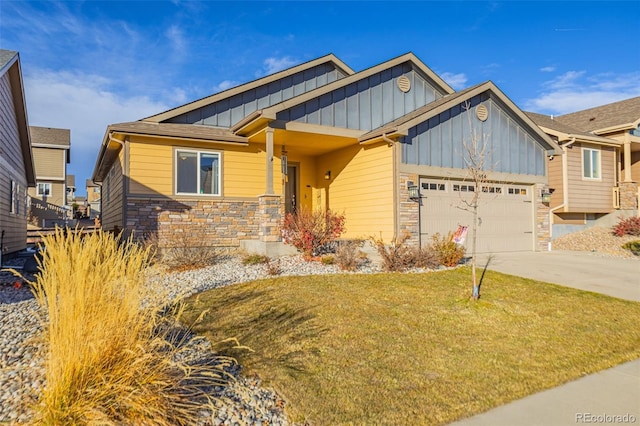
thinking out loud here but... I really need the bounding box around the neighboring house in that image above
[0,49,36,256]
[527,98,640,238]
[27,126,71,208]
[86,179,101,219]
[92,53,561,255]
[555,97,640,214]
[66,174,76,205]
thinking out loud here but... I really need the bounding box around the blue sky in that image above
[1,1,639,196]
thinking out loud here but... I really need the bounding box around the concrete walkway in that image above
[449,250,640,426]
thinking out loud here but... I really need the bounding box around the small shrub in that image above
[267,258,282,275]
[335,240,365,271]
[429,232,466,267]
[160,231,219,271]
[622,240,640,256]
[243,254,270,265]
[612,216,640,237]
[407,245,440,269]
[321,255,335,265]
[372,232,414,272]
[281,207,346,259]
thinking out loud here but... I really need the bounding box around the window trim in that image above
[37,182,52,197]
[174,148,222,196]
[582,147,602,180]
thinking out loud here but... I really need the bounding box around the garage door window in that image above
[421,182,446,191]
[507,187,527,195]
[453,184,475,192]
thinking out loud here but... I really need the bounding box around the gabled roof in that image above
[359,81,562,153]
[526,112,620,146]
[555,96,640,134]
[232,52,456,135]
[143,54,354,124]
[0,49,35,186]
[30,126,71,147]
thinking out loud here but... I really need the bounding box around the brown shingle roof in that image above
[108,121,248,143]
[29,126,71,147]
[555,96,640,133]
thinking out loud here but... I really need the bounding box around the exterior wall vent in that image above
[476,104,489,121]
[397,75,411,93]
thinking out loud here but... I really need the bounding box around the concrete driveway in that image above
[474,250,639,302]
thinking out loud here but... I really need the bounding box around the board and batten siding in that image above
[167,63,348,127]
[277,63,445,132]
[566,143,616,212]
[127,136,282,198]
[0,71,29,254]
[101,149,125,231]
[316,142,394,241]
[402,94,547,177]
[32,147,65,179]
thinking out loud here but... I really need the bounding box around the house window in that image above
[583,148,601,179]
[10,181,16,214]
[93,187,100,193]
[176,150,221,195]
[37,182,51,196]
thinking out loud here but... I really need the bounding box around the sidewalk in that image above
[449,251,640,425]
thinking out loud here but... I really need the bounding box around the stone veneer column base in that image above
[619,182,639,212]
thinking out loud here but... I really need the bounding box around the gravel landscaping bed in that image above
[552,226,639,259]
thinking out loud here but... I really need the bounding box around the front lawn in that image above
[182,268,640,425]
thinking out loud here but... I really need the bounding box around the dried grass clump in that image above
[29,228,233,425]
[372,232,415,272]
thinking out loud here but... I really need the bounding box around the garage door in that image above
[418,178,534,253]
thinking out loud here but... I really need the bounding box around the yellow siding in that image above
[566,143,615,212]
[128,136,281,197]
[32,147,65,179]
[316,142,394,241]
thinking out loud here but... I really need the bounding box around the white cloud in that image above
[261,56,298,76]
[540,66,555,73]
[440,72,468,90]
[213,80,239,93]
[524,71,640,114]
[165,25,186,53]
[24,68,169,192]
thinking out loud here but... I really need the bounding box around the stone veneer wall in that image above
[619,182,639,211]
[398,172,420,246]
[125,197,261,248]
[535,183,551,251]
[258,195,283,242]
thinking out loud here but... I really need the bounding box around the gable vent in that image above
[397,75,411,93]
[476,104,489,121]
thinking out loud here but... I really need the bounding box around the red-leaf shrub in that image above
[281,207,346,259]
[612,216,640,237]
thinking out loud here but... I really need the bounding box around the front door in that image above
[285,164,298,214]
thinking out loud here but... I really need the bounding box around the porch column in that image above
[623,132,632,182]
[265,127,274,194]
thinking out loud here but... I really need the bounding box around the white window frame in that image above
[174,149,222,196]
[37,182,52,197]
[582,147,601,180]
[10,181,16,214]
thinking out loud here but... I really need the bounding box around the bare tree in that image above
[457,102,495,300]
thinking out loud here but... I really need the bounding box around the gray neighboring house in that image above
[0,49,36,256]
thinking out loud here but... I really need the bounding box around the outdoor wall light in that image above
[541,190,552,204]
[407,182,420,201]
[324,170,331,180]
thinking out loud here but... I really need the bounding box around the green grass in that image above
[182,268,640,425]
